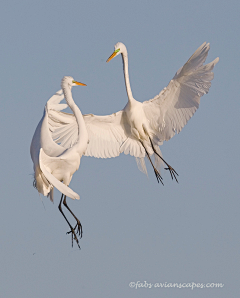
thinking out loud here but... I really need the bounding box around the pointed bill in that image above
[73,80,87,86]
[106,49,120,63]
[106,51,117,63]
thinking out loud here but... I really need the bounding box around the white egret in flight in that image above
[30,76,88,248]
[106,42,219,183]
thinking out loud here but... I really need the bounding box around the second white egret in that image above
[106,42,219,183]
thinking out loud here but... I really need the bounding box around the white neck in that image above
[121,51,135,103]
[62,84,88,152]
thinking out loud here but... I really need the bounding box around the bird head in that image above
[106,42,127,62]
[61,76,87,89]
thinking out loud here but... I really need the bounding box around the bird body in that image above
[31,104,67,199]
[125,100,150,140]
[31,77,87,200]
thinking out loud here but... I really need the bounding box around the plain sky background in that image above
[0,0,239,297]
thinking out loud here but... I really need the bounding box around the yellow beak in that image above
[106,51,117,63]
[73,80,87,86]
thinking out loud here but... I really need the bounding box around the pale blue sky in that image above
[0,0,239,297]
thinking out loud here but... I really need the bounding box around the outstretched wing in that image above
[48,108,128,158]
[143,42,219,142]
[83,111,127,158]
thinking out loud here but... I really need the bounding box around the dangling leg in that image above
[140,140,164,185]
[149,137,179,183]
[58,194,80,249]
[63,196,82,239]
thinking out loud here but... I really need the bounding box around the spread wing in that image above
[48,108,128,159]
[83,112,127,158]
[143,42,219,142]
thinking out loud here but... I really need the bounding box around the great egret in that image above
[106,42,219,183]
[30,76,88,248]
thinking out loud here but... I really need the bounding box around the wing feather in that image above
[143,42,219,142]
[47,92,146,161]
[83,112,127,158]
[48,108,128,158]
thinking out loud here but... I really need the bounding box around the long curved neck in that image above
[121,51,135,103]
[62,85,88,149]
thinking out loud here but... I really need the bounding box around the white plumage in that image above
[30,76,88,248]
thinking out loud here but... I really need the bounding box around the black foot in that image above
[154,168,164,185]
[164,165,179,183]
[67,221,82,249]
[148,137,179,184]
[74,219,83,238]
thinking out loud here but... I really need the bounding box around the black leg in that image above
[58,194,81,249]
[149,137,179,183]
[140,140,164,185]
[63,196,82,239]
